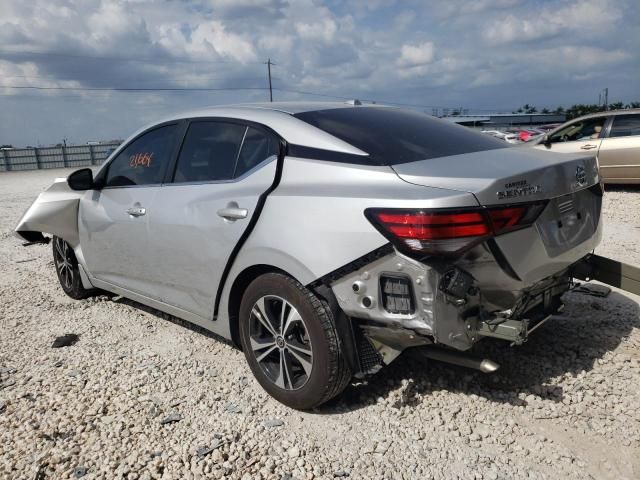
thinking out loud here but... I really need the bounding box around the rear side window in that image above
[609,114,640,137]
[294,107,506,165]
[173,122,246,182]
[105,124,179,187]
[234,127,279,177]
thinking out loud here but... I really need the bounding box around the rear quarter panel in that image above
[217,157,479,325]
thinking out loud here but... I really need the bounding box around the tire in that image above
[52,236,99,300]
[239,273,352,410]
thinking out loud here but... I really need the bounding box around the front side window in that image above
[234,127,279,177]
[609,114,640,138]
[104,124,179,187]
[173,122,246,183]
[549,117,605,143]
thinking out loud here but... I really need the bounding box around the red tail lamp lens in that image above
[376,211,490,240]
[366,203,545,256]
[487,207,526,231]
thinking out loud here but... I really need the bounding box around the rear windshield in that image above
[294,107,506,165]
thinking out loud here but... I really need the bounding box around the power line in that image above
[0,49,266,65]
[1,85,268,93]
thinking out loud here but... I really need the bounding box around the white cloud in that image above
[188,21,258,62]
[484,0,623,45]
[294,18,338,42]
[398,41,435,67]
[522,46,629,69]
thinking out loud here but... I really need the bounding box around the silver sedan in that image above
[15,102,604,409]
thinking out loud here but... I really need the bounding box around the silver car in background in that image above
[15,102,604,409]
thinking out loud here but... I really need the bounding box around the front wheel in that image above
[239,273,352,410]
[52,236,98,299]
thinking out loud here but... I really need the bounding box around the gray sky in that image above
[1,0,639,147]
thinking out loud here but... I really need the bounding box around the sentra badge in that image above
[497,179,542,200]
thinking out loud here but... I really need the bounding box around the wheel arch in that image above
[227,264,289,348]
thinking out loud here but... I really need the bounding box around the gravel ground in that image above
[1,168,639,480]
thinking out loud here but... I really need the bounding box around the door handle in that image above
[127,206,146,217]
[580,144,598,150]
[217,204,248,221]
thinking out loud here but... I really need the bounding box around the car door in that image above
[79,123,182,295]
[597,113,640,183]
[535,116,607,155]
[144,120,280,320]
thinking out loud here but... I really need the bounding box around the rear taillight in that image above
[365,203,546,256]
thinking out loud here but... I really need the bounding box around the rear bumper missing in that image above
[328,247,638,365]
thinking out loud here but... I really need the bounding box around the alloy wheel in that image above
[249,295,313,390]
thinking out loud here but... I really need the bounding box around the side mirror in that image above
[543,135,552,147]
[67,168,95,191]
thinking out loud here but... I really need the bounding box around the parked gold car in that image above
[530,109,640,183]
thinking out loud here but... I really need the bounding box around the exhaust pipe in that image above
[422,348,500,373]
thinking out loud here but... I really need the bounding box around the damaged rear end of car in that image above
[293,106,608,376]
[325,151,603,374]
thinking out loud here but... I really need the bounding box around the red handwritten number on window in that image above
[129,152,153,168]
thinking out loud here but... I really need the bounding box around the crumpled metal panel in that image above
[14,178,82,246]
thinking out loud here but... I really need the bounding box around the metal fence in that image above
[0,142,121,172]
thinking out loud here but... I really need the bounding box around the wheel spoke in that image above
[282,350,294,389]
[55,239,64,259]
[274,351,286,389]
[250,336,276,351]
[279,300,288,333]
[256,345,278,363]
[252,298,277,336]
[287,346,313,377]
[282,307,302,336]
[66,266,73,287]
[287,340,312,358]
[62,265,71,288]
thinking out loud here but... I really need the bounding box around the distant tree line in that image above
[513,102,640,119]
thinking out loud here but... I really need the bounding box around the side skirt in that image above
[89,276,225,336]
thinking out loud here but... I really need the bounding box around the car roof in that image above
[569,108,640,121]
[129,102,378,156]
[172,101,380,118]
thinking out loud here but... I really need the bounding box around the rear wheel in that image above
[239,273,351,410]
[52,236,98,299]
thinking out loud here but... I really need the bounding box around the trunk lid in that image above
[391,147,599,206]
[392,148,603,285]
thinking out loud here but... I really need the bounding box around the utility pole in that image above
[604,87,609,111]
[265,58,275,102]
